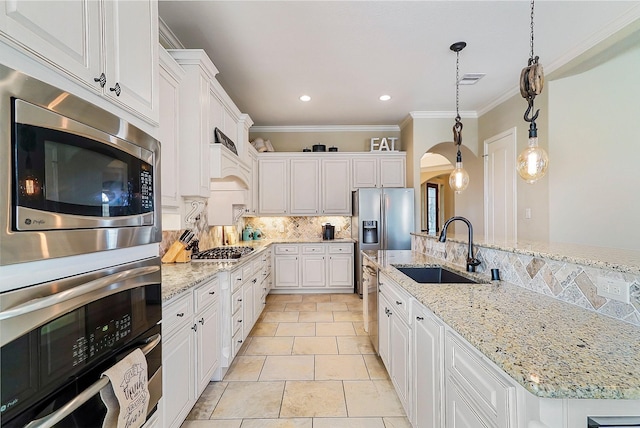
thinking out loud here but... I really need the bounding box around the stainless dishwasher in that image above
[363,255,379,354]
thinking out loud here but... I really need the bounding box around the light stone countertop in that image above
[161,239,354,301]
[366,249,640,400]
[413,232,640,275]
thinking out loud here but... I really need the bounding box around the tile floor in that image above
[181,293,411,428]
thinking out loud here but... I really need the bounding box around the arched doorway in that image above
[420,153,453,234]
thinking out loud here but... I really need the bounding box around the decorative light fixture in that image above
[449,41,469,194]
[299,95,311,102]
[379,94,391,101]
[517,0,549,183]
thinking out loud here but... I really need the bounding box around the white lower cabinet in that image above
[446,378,491,428]
[273,243,353,292]
[162,276,220,428]
[412,299,444,428]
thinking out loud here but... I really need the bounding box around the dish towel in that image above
[100,348,150,428]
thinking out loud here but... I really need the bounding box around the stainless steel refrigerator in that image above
[352,188,415,295]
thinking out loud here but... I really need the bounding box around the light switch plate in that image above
[597,276,630,304]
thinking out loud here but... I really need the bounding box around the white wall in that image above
[548,44,640,250]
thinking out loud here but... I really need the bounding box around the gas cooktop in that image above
[191,246,254,262]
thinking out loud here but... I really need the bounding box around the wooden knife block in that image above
[161,240,185,263]
[175,248,192,263]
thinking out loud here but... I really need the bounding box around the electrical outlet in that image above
[597,276,630,304]
[278,224,285,233]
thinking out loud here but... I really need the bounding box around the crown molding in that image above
[409,111,478,119]
[250,125,400,133]
[159,18,184,49]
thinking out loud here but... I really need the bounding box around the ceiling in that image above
[158,1,639,127]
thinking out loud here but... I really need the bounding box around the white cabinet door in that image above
[379,157,405,187]
[290,158,320,215]
[162,324,195,428]
[159,48,183,210]
[446,379,491,428]
[352,157,378,188]
[274,255,299,288]
[378,291,391,369]
[301,255,326,288]
[102,0,158,122]
[321,158,351,214]
[0,0,102,92]
[390,308,411,415]
[259,158,289,214]
[327,255,353,288]
[242,279,255,337]
[412,302,444,428]
[195,302,220,396]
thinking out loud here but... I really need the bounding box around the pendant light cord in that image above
[529,0,535,63]
[453,48,463,161]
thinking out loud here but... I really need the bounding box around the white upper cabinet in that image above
[159,48,184,210]
[0,0,159,124]
[258,158,289,214]
[290,159,320,215]
[321,158,351,214]
[352,153,406,188]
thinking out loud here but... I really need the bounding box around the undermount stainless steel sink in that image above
[394,266,478,284]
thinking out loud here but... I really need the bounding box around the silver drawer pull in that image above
[416,316,424,321]
[176,313,185,317]
[396,301,402,305]
[209,291,216,295]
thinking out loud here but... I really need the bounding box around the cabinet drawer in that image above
[242,260,255,281]
[232,308,243,336]
[232,329,244,356]
[446,332,516,427]
[328,243,353,254]
[232,289,243,314]
[231,268,244,292]
[194,276,219,312]
[162,293,193,337]
[379,274,410,323]
[275,245,299,255]
[302,244,325,254]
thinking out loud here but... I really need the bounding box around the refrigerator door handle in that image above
[381,191,386,249]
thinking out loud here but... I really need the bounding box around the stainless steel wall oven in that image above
[0,64,161,266]
[0,257,162,427]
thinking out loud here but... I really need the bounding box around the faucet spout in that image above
[438,216,481,272]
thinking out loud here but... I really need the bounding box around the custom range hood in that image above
[208,142,251,225]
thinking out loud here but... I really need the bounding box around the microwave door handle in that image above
[24,333,161,428]
[0,266,159,321]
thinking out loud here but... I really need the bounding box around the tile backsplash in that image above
[412,234,640,326]
[244,216,351,241]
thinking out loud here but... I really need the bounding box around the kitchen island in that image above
[365,249,640,427]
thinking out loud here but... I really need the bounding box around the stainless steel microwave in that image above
[0,64,161,266]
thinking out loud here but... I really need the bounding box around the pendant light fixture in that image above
[449,41,469,194]
[517,0,549,183]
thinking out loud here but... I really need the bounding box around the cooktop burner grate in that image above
[191,246,254,262]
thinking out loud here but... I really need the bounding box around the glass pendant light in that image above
[517,0,549,183]
[449,41,469,194]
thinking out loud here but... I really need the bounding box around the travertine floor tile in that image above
[347,302,365,312]
[181,419,241,428]
[301,294,331,303]
[343,380,405,417]
[280,381,347,417]
[236,337,252,356]
[337,336,375,354]
[292,337,338,355]
[352,322,367,336]
[363,355,389,380]
[240,418,312,428]
[245,337,294,355]
[185,382,228,420]
[317,302,349,312]
[223,356,265,381]
[312,417,385,428]
[316,322,356,336]
[250,322,278,336]
[211,381,284,419]
[259,355,315,381]
[284,302,317,312]
[264,303,287,312]
[333,311,364,322]
[331,294,361,303]
[383,417,412,428]
[268,295,303,303]
[298,311,334,322]
[262,311,300,323]
[315,355,369,380]
[275,322,316,337]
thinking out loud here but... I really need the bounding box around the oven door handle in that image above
[0,266,159,321]
[24,333,161,428]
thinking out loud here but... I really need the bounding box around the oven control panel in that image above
[89,314,132,357]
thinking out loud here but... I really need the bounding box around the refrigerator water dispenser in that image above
[362,221,378,244]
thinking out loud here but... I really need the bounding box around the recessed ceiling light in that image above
[299,95,311,102]
[379,95,391,101]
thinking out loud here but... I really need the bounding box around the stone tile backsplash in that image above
[244,216,351,241]
[412,234,640,326]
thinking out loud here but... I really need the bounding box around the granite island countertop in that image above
[365,249,640,400]
[161,239,355,301]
